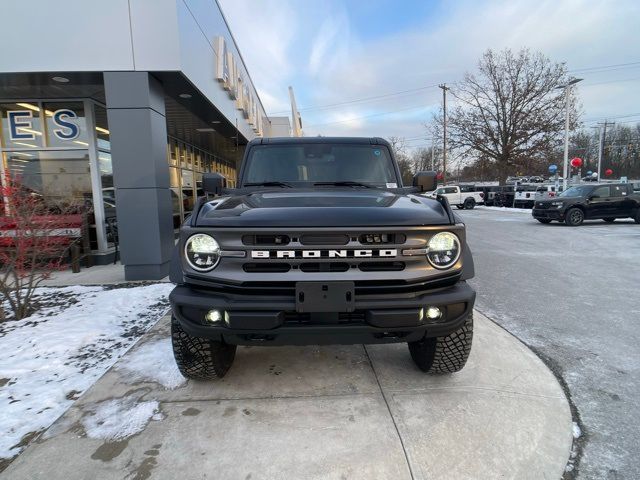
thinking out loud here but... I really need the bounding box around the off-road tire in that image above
[537,219,552,224]
[565,207,584,226]
[408,314,473,373]
[603,218,616,223]
[463,198,476,210]
[171,315,236,380]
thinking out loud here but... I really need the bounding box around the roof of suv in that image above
[249,136,391,147]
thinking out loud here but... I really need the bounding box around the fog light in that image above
[425,306,442,320]
[418,307,425,322]
[205,309,223,323]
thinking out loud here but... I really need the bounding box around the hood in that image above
[195,188,451,227]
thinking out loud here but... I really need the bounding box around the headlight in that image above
[184,234,220,272]
[427,232,461,269]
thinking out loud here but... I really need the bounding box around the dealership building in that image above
[0,0,291,280]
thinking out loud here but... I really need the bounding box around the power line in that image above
[304,105,431,128]
[569,61,640,73]
[270,83,442,115]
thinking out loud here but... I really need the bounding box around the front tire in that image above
[565,207,584,226]
[171,315,236,380]
[463,198,476,210]
[537,219,552,224]
[408,314,473,373]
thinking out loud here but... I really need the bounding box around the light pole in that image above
[557,78,582,190]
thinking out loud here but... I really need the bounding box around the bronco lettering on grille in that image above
[251,249,397,259]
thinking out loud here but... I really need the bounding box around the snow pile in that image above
[117,338,186,390]
[0,283,172,459]
[82,396,162,441]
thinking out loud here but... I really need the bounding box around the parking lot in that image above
[462,207,640,479]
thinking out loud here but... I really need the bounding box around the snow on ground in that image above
[82,395,163,441]
[475,206,533,213]
[116,338,186,390]
[0,283,172,459]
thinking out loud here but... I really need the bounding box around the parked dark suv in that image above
[532,183,640,226]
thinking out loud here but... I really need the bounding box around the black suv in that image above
[169,137,476,379]
[532,183,640,226]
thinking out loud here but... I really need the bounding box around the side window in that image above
[436,188,444,195]
[444,187,458,194]
[592,186,610,198]
[611,185,628,197]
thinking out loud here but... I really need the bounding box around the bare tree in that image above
[0,175,83,320]
[448,48,579,184]
[387,136,414,185]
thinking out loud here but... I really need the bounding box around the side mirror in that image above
[413,171,437,192]
[203,173,226,196]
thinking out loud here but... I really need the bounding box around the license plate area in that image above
[295,281,355,313]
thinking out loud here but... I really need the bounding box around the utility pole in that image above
[558,78,582,190]
[439,84,450,184]
[596,120,615,181]
[431,141,436,171]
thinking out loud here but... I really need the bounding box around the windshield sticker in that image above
[386,182,397,188]
[373,149,381,156]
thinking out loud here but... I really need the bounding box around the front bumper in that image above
[532,208,564,220]
[170,281,476,345]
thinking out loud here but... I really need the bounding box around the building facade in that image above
[0,0,281,280]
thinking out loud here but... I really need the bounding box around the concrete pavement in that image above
[2,311,573,480]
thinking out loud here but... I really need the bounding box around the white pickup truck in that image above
[429,185,485,209]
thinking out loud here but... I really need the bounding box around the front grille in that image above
[243,263,291,273]
[359,233,406,244]
[358,262,405,272]
[299,262,350,272]
[242,234,290,245]
[300,234,350,245]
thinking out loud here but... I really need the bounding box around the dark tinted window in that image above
[243,144,397,186]
[611,185,628,197]
[592,186,610,198]
[444,187,458,194]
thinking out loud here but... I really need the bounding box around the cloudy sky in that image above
[218,0,640,150]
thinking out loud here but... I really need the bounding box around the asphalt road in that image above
[460,207,640,480]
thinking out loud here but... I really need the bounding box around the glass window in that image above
[444,187,458,194]
[0,102,45,149]
[42,102,89,148]
[94,105,110,151]
[243,144,397,186]
[591,186,610,198]
[3,150,91,208]
[611,185,628,197]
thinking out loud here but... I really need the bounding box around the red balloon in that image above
[570,157,583,168]
[436,172,443,180]
[605,168,613,176]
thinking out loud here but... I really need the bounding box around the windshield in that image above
[559,185,593,197]
[242,144,398,187]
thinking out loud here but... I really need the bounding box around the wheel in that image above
[171,315,236,379]
[463,198,476,210]
[564,207,584,226]
[456,205,464,210]
[603,218,615,223]
[537,219,552,224]
[408,314,473,373]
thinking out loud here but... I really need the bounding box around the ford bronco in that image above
[169,137,476,379]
